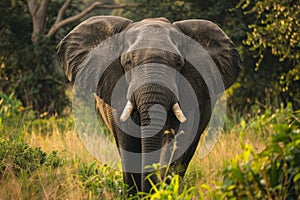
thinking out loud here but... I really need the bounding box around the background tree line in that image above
[1,0,299,116]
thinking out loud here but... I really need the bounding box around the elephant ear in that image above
[57,16,132,107]
[174,19,241,95]
[57,16,132,82]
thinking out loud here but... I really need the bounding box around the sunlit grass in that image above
[21,117,267,199]
[1,101,298,199]
[25,117,94,163]
[1,117,259,199]
[0,164,87,200]
[22,115,260,192]
[189,128,267,187]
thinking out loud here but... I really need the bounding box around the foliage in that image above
[219,124,300,199]
[0,0,71,114]
[26,115,74,136]
[0,100,65,177]
[0,0,31,95]
[245,103,297,136]
[121,0,193,22]
[232,0,300,111]
[0,92,24,119]
[227,102,297,135]
[198,105,300,199]
[227,51,298,112]
[0,137,64,177]
[238,0,299,64]
[139,164,198,199]
[0,92,30,138]
[76,161,130,199]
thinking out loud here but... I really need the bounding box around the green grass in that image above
[0,92,299,199]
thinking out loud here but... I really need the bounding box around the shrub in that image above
[0,138,64,177]
[0,92,24,119]
[141,174,198,200]
[76,161,128,199]
[220,122,300,199]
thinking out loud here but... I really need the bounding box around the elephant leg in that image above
[117,132,142,194]
[172,102,212,178]
[160,102,211,179]
[95,98,142,194]
[159,114,179,180]
[172,135,202,177]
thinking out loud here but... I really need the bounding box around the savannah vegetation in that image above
[1,0,299,199]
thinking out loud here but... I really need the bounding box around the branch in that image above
[46,1,134,37]
[55,0,73,25]
[25,0,38,17]
[25,0,50,18]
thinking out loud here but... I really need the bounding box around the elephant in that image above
[57,16,241,194]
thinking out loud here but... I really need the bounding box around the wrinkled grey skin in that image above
[57,16,241,194]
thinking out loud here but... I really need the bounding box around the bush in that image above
[219,122,300,199]
[0,138,64,177]
[76,161,129,199]
[140,173,198,200]
[0,92,24,119]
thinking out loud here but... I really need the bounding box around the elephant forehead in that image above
[140,17,170,23]
[125,19,180,39]
[129,18,174,29]
[123,27,183,54]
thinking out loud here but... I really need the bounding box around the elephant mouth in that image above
[120,100,186,123]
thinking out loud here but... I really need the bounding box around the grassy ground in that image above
[0,101,299,199]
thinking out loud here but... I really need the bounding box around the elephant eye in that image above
[176,58,185,69]
[125,59,132,66]
[176,62,182,67]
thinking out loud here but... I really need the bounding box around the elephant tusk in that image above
[120,101,134,122]
[172,103,186,123]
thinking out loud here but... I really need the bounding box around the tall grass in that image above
[1,92,299,199]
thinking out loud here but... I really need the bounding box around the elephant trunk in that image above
[133,84,177,192]
[120,63,187,192]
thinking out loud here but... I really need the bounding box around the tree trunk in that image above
[25,0,50,42]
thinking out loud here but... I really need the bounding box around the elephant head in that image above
[57,16,241,194]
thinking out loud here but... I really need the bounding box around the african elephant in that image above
[57,16,241,194]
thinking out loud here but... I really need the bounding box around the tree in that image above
[120,0,193,21]
[0,0,131,114]
[239,0,299,64]
[233,0,300,110]
[25,0,131,42]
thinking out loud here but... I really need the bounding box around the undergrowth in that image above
[0,92,299,199]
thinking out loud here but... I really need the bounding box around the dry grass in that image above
[0,164,92,200]
[0,112,272,199]
[0,119,97,199]
[25,119,95,163]
[23,117,268,192]
[187,125,268,187]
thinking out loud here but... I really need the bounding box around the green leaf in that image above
[272,133,291,144]
[293,173,300,183]
[259,144,284,157]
